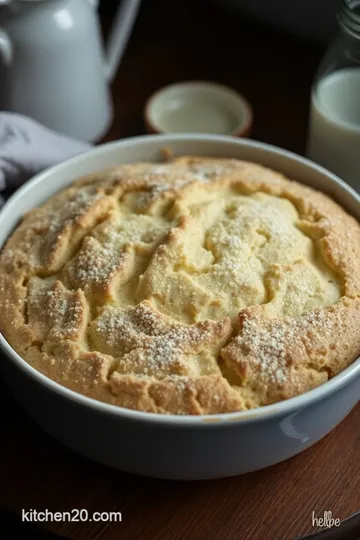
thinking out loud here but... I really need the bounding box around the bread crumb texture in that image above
[1,156,360,414]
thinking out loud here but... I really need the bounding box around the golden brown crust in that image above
[1,156,360,415]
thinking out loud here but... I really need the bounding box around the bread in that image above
[1,156,360,414]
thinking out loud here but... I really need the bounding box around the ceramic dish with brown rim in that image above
[144,82,253,137]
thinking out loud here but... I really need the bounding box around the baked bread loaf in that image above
[1,156,360,414]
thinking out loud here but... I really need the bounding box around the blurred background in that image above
[100,0,340,44]
[97,0,341,153]
[213,0,339,43]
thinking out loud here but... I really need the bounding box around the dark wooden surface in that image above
[1,1,360,539]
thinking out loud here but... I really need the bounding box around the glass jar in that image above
[307,0,360,191]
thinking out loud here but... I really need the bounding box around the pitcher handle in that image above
[0,28,12,66]
[104,0,141,82]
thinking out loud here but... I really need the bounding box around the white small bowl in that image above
[145,81,253,137]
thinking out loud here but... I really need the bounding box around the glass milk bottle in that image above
[307,0,360,191]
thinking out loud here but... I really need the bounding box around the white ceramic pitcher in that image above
[0,0,141,141]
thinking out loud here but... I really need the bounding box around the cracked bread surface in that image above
[1,156,360,415]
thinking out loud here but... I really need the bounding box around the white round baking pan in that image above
[0,134,359,479]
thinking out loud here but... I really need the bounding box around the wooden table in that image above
[1,1,359,539]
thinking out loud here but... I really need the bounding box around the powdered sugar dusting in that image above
[46,189,104,232]
[64,215,170,291]
[93,302,219,376]
[238,310,335,384]
[191,163,228,181]
[27,280,86,340]
[136,162,232,207]
[70,241,127,290]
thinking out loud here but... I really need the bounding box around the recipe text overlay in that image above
[22,509,122,523]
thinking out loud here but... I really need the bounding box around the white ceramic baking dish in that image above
[0,135,359,480]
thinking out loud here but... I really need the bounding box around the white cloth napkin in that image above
[0,112,91,206]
